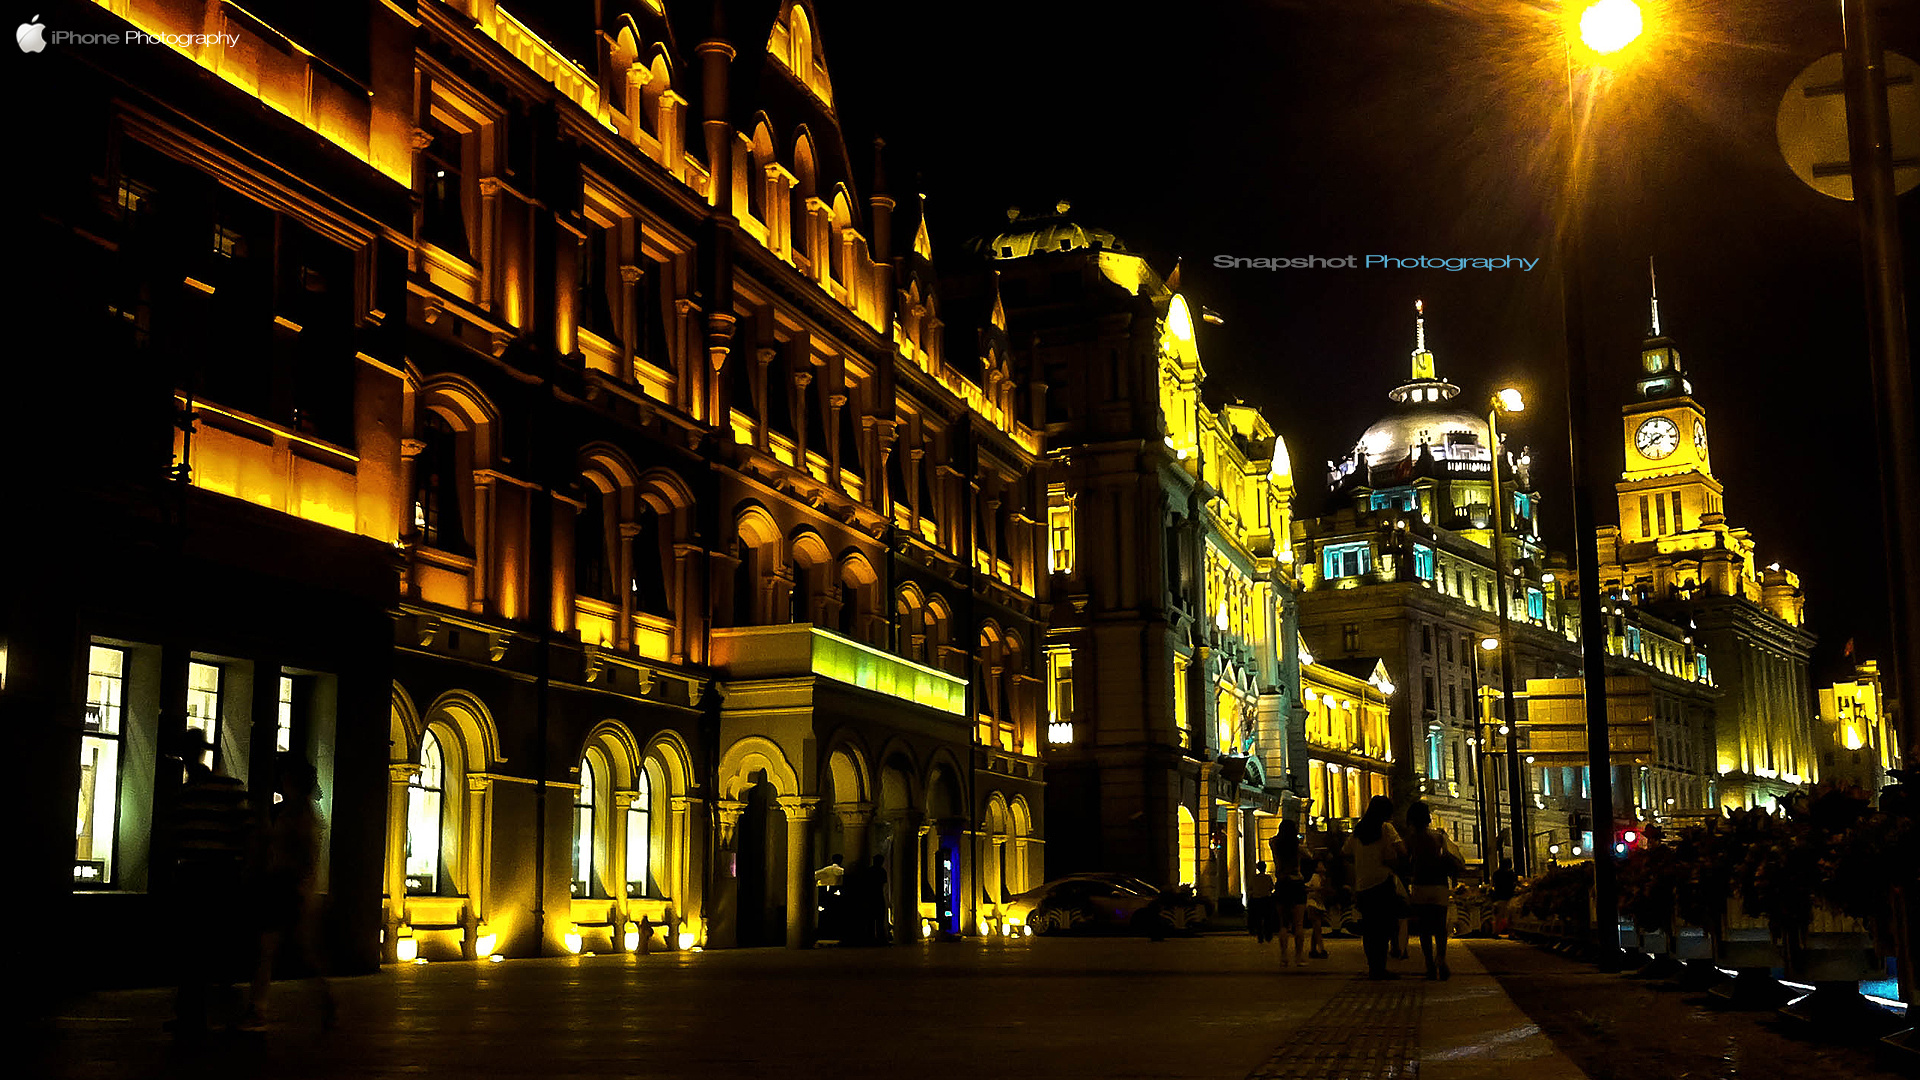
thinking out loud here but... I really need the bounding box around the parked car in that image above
[1006,874,1211,936]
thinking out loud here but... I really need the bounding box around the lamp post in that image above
[1560,0,1643,971]
[1488,389,1529,875]
[1470,635,1502,875]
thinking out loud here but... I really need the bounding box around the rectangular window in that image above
[185,661,222,770]
[1048,504,1074,575]
[76,645,128,886]
[276,675,295,754]
[1343,624,1359,651]
[1671,491,1683,531]
[1322,541,1371,579]
[1421,625,1433,655]
[1172,659,1189,749]
[1412,543,1435,581]
[1369,487,1416,512]
[1047,648,1076,745]
[1639,496,1651,538]
[1447,685,1457,718]
[1626,626,1643,657]
[1427,729,1444,780]
[1527,588,1545,621]
[1656,495,1668,535]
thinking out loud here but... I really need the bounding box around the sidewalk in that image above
[31,932,1591,1079]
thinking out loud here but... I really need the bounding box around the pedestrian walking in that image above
[1304,854,1330,959]
[1269,821,1310,966]
[244,753,334,1030]
[157,730,251,1038]
[1344,795,1408,980]
[1404,800,1465,981]
[1246,861,1275,943]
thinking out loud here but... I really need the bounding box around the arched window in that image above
[631,502,670,615]
[414,412,468,554]
[792,135,816,267]
[575,481,613,602]
[406,732,445,895]
[573,755,599,898]
[627,768,653,898]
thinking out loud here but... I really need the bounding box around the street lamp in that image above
[1558,0,1643,971]
[1468,635,1502,873]
[1577,0,1642,56]
[1488,389,1530,874]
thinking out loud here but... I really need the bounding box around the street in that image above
[42,934,1898,1080]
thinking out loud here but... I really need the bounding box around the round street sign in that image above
[1776,50,1919,201]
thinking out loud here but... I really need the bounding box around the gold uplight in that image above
[1578,0,1643,55]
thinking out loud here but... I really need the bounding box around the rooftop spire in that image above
[1410,299,1436,381]
[1648,256,1661,337]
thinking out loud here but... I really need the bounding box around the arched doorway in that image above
[736,775,781,947]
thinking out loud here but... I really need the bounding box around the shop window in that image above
[573,757,599,898]
[406,732,445,895]
[185,661,222,770]
[627,769,653,898]
[75,646,127,886]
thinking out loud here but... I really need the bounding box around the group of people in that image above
[1248,796,1468,981]
[815,853,892,945]
[162,730,332,1038]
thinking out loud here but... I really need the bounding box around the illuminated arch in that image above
[820,731,872,805]
[421,689,502,770]
[719,735,800,801]
[390,681,422,760]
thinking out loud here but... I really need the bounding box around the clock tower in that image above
[1616,271,1721,541]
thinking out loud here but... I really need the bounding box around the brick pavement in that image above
[31,934,1589,1079]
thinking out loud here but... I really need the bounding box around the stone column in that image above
[384,762,420,962]
[617,521,639,652]
[777,796,818,948]
[462,774,493,960]
[470,471,495,613]
[835,801,875,866]
[610,789,637,947]
[398,438,426,598]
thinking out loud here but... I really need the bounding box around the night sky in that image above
[829,0,1919,682]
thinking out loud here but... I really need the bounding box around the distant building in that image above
[983,205,1306,905]
[1297,304,1721,871]
[1595,284,1817,811]
[1817,661,1900,795]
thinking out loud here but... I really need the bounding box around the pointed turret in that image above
[1388,299,1460,405]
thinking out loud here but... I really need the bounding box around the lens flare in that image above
[1579,0,1642,55]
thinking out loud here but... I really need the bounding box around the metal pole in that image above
[1841,0,1919,766]
[1561,48,1621,972]
[1489,408,1528,875]
[1470,646,1498,875]
[1840,0,1918,1016]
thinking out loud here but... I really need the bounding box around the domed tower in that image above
[1329,303,1540,551]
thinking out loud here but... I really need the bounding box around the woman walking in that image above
[1404,800,1465,979]
[243,754,333,1030]
[1269,821,1310,967]
[1343,795,1407,980]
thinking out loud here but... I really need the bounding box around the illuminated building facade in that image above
[18,0,1048,980]
[985,207,1305,905]
[1296,306,1722,869]
[1298,654,1396,828]
[1595,290,1818,811]
[1816,661,1900,795]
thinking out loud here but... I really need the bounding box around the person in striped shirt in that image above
[156,728,252,1038]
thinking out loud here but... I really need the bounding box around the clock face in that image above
[1636,416,1680,459]
[1693,419,1707,451]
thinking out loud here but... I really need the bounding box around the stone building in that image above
[979,206,1306,908]
[1816,660,1900,796]
[18,0,1048,983]
[1295,304,1721,871]
[1594,290,1817,811]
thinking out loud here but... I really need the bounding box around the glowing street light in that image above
[1494,387,1525,414]
[1579,0,1643,56]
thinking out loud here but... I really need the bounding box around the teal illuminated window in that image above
[1427,729,1444,779]
[1526,588,1544,621]
[1695,653,1709,681]
[1412,543,1435,581]
[1323,542,1372,579]
[1513,491,1532,519]
[1369,487,1417,513]
[1626,626,1642,657]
